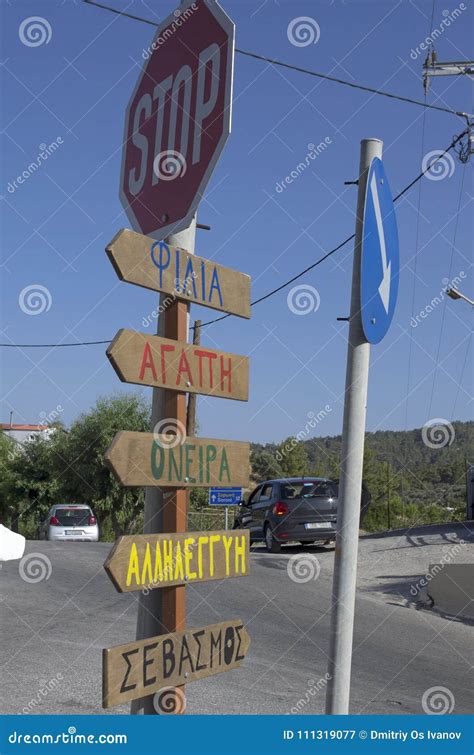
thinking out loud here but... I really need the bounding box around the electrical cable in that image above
[82,0,470,122]
[0,129,467,349]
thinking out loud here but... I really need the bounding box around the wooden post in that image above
[131,219,196,715]
[161,296,188,635]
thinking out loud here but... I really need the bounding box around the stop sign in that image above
[119,0,234,240]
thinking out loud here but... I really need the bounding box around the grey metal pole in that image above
[131,218,196,715]
[325,138,382,714]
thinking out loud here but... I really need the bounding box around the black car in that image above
[233,477,371,553]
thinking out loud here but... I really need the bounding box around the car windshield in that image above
[280,481,338,500]
[54,507,91,526]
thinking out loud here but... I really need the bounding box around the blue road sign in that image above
[360,157,399,344]
[209,487,243,506]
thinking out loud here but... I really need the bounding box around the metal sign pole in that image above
[325,138,383,714]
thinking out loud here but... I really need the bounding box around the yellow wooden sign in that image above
[105,431,250,488]
[103,619,250,708]
[104,529,249,593]
[106,229,251,319]
[107,329,249,401]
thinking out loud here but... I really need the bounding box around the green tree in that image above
[9,434,63,531]
[0,433,19,526]
[56,394,150,537]
[276,437,308,477]
[250,448,283,482]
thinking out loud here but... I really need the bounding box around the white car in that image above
[39,504,99,542]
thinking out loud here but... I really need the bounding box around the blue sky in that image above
[1,0,472,445]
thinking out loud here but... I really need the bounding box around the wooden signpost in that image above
[103,619,250,709]
[107,329,249,401]
[104,530,250,593]
[103,0,248,715]
[106,229,251,319]
[105,432,250,488]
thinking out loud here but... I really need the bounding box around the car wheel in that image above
[264,524,281,553]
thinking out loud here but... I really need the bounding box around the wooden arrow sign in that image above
[107,329,249,401]
[105,431,250,488]
[104,529,249,593]
[102,619,250,708]
[106,229,251,319]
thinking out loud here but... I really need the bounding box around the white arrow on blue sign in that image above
[208,487,243,506]
[360,157,399,344]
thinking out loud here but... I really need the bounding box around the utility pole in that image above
[325,138,382,714]
[186,320,201,438]
[423,50,474,93]
[132,218,196,715]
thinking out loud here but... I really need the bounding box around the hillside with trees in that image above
[0,392,471,538]
[251,421,472,530]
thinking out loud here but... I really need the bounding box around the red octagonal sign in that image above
[120,0,234,240]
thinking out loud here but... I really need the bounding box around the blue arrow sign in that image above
[361,157,399,344]
[208,487,243,506]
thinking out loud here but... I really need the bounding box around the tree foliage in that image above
[55,394,150,537]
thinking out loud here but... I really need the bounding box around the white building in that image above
[1,424,56,444]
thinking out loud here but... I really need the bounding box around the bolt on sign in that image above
[103,619,250,709]
[106,229,250,319]
[105,431,250,488]
[119,0,235,239]
[107,329,249,401]
[104,529,250,593]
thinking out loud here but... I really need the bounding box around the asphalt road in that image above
[0,523,472,716]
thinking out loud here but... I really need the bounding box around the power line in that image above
[0,339,111,348]
[197,128,468,330]
[1,128,467,349]
[82,0,471,122]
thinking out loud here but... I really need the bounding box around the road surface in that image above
[0,523,472,716]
